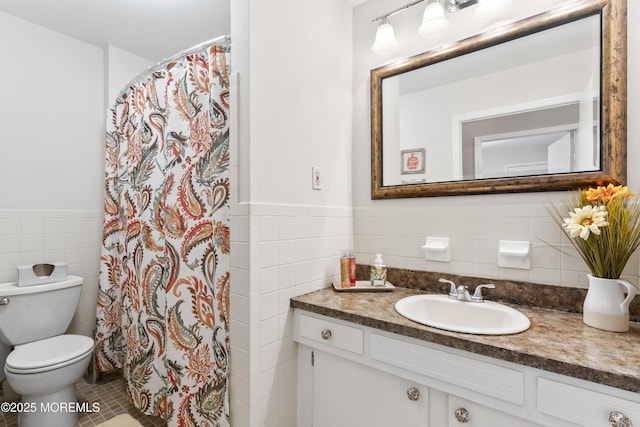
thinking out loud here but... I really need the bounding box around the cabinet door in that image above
[312,350,428,427]
[448,395,543,427]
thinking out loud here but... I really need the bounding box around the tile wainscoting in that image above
[0,209,102,337]
[230,202,352,427]
[353,202,640,289]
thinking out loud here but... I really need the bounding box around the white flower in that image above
[563,205,609,240]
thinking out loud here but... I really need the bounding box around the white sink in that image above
[395,294,530,335]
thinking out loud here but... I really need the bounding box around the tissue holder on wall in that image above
[17,262,67,287]
[498,241,531,269]
[422,236,450,262]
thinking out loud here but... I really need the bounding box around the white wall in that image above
[352,0,640,289]
[105,44,153,108]
[0,11,104,211]
[248,0,353,207]
[229,3,252,426]
[0,11,105,337]
[228,1,354,427]
[0,12,156,337]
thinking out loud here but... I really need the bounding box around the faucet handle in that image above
[471,284,495,302]
[439,278,457,298]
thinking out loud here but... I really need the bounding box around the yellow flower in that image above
[563,205,608,240]
[585,184,635,203]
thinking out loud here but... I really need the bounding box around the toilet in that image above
[0,276,94,427]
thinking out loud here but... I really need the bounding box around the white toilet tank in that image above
[0,276,83,345]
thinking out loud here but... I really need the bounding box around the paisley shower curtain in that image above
[95,44,231,427]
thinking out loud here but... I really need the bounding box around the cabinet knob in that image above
[454,407,470,423]
[406,387,420,401]
[610,411,633,427]
[320,328,332,340]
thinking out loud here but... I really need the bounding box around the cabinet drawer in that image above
[538,378,640,427]
[298,313,363,354]
[370,333,524,404]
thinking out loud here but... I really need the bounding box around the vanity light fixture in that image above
[444,0,478,12]
[372,0,506,53]
[372,18,398,54]
[418,1,451,37]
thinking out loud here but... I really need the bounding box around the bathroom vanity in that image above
[292,287,640,426]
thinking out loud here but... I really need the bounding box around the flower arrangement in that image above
[548,184,640,279]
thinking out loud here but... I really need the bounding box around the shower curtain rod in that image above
[117,33,231,98]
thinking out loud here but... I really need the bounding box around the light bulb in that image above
[419,2,450,37]
[372,19,398,54]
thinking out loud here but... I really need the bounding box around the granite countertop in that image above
[290,286,640,393]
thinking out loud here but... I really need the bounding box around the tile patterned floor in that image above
[0,372,166,427]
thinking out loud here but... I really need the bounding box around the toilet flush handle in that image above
[0,297,9,305]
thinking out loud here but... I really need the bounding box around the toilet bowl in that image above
[0,276,95,427]
[4,335,94,427]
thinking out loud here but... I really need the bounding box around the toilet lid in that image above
[6,334,94,372]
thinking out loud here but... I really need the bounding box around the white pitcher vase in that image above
[583,274,636,332]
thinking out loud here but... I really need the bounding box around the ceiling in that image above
[0,0,231,61]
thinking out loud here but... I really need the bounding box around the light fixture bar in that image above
[372,0,426,23]
[444,0,478,12]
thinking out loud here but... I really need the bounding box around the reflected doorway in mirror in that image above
[451,94,599,180]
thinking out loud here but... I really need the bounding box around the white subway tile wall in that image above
[8,199,637,427]
[229,202,251,427]
[231,203,352,427]
[353,202,640,289]
[0,209,102,337]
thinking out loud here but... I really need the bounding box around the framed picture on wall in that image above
[400,148,425,174]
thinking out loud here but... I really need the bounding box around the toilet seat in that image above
[5,334,94,374]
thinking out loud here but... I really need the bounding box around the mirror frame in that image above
[371,0,626,199]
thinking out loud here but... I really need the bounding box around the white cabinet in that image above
[294,310,640,427]
[311,350,427,427]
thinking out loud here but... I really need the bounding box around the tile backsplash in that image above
[353,200,640,290]
[0,209,102,337]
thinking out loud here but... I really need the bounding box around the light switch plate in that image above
[312,166,322,190]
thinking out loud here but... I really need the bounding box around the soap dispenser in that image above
[370,254,387,287]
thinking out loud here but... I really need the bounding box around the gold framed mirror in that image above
[371,0,626,199]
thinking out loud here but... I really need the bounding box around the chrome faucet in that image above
[439,278,495,303]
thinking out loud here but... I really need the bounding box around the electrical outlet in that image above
[312,166,322,190]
